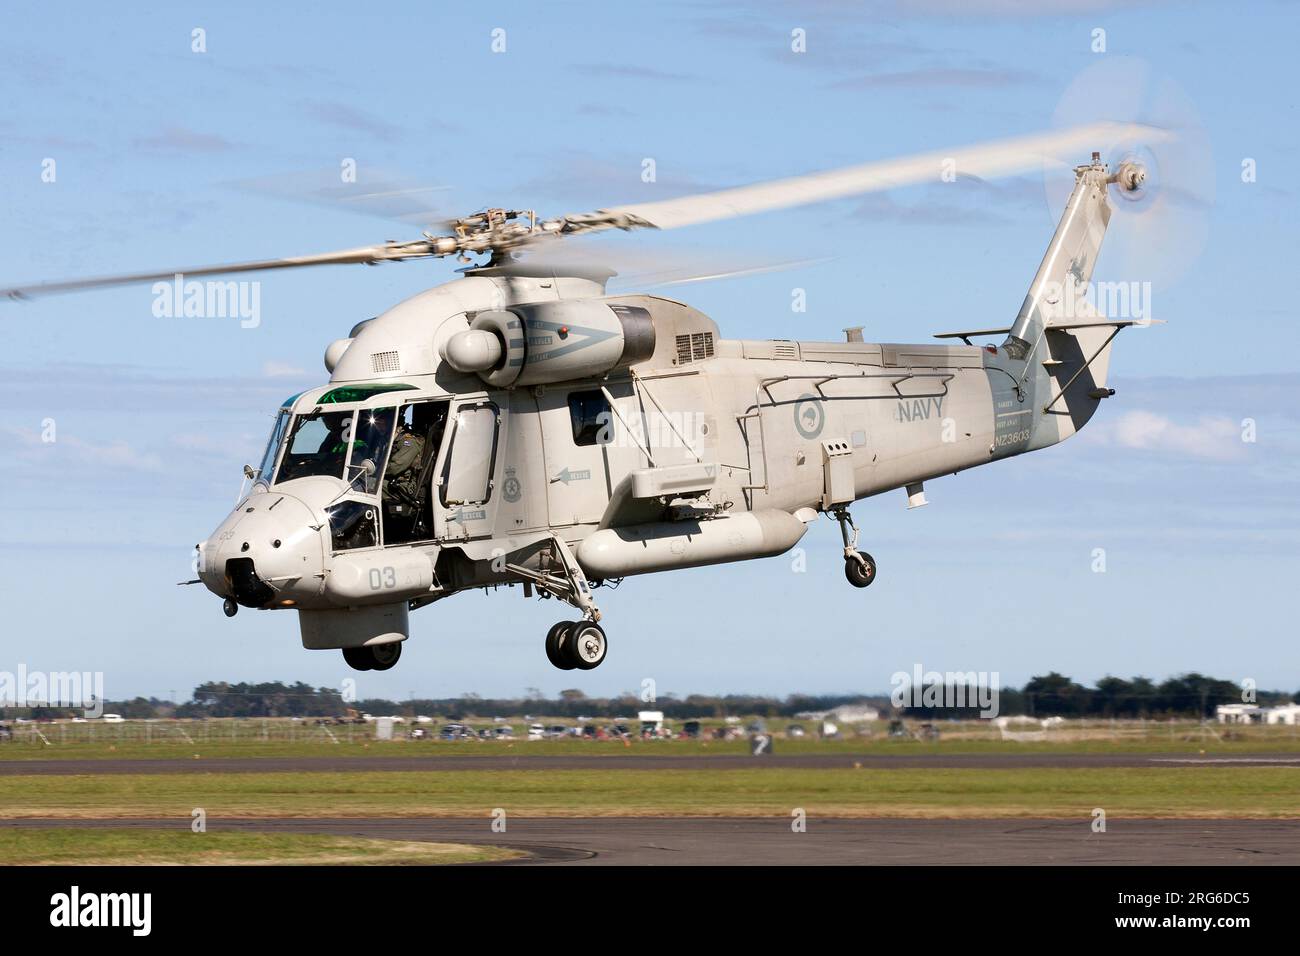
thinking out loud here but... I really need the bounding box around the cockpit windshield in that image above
[272,406,398,489]
[276,410,355,483]
[255,408,292,484]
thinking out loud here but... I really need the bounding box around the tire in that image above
[567,621,608,670]
[844,552,877,589]
[369,642,402,672]
[342,646,373,671]
[546,622,576,670]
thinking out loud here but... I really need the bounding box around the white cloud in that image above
[1090,410,1244,461]
[3,426,163,472]
[261,361,308,379]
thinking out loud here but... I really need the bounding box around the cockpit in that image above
[274,407,395,488]
[254,384,457,552]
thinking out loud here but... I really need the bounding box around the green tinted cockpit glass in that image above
[316,383,417,405]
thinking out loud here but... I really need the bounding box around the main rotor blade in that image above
[517,238,830,291]
[0,242,434,301]
[588,122,1169,231]
[234,167,459,231]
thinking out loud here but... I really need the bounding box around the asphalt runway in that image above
[6,816,1298,865]
[3,752,1299,775]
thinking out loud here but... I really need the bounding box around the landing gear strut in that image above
[545,620,608,670]
[834,507,877,589]
[342,642,402,672]
[498,533,611,671]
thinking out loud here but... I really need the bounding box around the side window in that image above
[441,403,499,505]
[568,390,612,446]
[347,407,397,495]
[326,500,378,552]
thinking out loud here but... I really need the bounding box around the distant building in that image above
[795,704,880,724]
[830,705,880,724]
[1216,704,1262,724]
[1217,703,1300,725]
[1264,704,1300,725]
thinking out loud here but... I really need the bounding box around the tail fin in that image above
[1006,155,1135,443]
[1006,155,1113,354]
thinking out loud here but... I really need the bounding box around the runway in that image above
[5,816,1298,865]
[3,752,1298,775]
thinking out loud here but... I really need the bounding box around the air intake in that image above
[371,350,401,374]
[675,332,714,364]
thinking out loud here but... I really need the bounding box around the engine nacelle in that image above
[442,300,655,387]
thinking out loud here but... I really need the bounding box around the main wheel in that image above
[844,552,877,588]
[342,646,373,671]
[545,622,576,670]
[567,621,608,670]
[369,642,402,672]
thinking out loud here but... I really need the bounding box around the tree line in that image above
[3,673,1293,721]
[900,672,1289,720]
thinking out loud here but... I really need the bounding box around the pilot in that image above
[319,413,361,457]
[384,420,425,500]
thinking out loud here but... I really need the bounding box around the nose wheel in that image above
[545,620,607,670]
[342,642,403,672]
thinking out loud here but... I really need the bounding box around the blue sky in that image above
[2,1,1297,701]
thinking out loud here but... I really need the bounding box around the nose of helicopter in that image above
[197,492,325,608]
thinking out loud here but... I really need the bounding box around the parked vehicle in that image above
[439,723,475,740]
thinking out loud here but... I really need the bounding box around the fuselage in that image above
[197,266,1110,633]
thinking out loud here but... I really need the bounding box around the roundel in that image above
[793,393,825,440]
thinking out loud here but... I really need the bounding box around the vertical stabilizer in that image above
[1005,155,1114,355]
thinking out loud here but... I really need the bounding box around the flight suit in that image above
[385,429,425,499]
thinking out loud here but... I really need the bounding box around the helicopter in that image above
[4,121,1172,673]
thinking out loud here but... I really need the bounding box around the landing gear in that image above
[834,507,878,589]
[544,620,608,670]
[568,621,608,670]
[545,621,576,670]
[342,643,403,672]
[844,551,877,588]
[501,533,611,672]
[222,597,238,618]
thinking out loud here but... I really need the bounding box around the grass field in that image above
[2,766,1296,820]
[2,719,1298,761]
[0,828,519,865]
